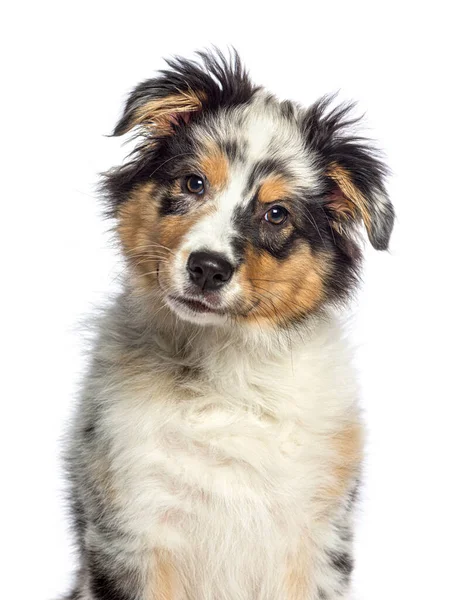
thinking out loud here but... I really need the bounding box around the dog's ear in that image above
[113,49,257,137]
[113,84,206,136]
[302,97,394,250]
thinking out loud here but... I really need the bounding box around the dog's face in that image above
[105,51,394,328]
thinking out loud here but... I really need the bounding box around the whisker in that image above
[249,278,287,284]
[250,293,286,351]
[249,285,307,344]
[124,248,172,257]
[143,242,176,256]
[137,270,160,277]
[321,207,337,245]
[126,255,170,263]
[252,283,303,313]
[133,255,171,263]
[148,153,191,179]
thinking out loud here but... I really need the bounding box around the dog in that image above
[64,49,394,600]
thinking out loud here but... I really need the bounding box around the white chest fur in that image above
[88,317,360,599]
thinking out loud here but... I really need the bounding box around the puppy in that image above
[64,50,394,600]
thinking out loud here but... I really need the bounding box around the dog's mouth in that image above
[167,295,225,315]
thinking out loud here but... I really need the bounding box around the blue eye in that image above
[186,174,205,195]
[264,206,288,225]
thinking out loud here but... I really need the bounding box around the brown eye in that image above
[186,174,205,195]
[264,205,288,225]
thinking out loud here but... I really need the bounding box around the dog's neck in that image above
[107,282,329,368]
[93,283,346,416]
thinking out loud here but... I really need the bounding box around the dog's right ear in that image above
[113,49,257,137]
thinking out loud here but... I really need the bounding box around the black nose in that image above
[187,251,234,291]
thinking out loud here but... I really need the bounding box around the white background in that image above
[2,1,453,598]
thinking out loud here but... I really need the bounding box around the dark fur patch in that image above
[328,549,354,579]
[69,495,87,548]
[221,139,246,163]
[348,478,361,511]
[87,551,139,600]
[280,99,298,121]
[338,524,353,543]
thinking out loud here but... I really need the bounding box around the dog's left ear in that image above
[302,97,394,250]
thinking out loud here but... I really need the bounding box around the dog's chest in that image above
[90,327,358,597]
[103,366,326,548]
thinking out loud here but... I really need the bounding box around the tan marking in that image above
[126,90,206,134]
[237,242,330,324]
[117,182,160,260]
[257,175,292,204]
[147,549,178,600]
[199,144,229,190]
[117,182,172,293]
[327,163,372,233]
[117,180,214,295]
[159,213,198,251]
[315,421,364,516]
[331,421,363,498]
[286,536,316,600]
[286,422,363,596]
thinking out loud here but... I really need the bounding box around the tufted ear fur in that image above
[302,97,394,250]
[113,48,258,137]
[113,88,206,136]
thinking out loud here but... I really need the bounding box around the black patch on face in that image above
[87,551,139,600]
[233,194,297,260]
[317,588,328,600]
[231,233,248,266]
[159,189,190,216]
[292,190,362,304]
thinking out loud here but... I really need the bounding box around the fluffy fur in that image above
[64,49,393,600]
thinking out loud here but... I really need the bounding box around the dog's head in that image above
[104,50,393,327]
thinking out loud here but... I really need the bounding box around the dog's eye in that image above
[185,175,205,195]
[264,206,288,225]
